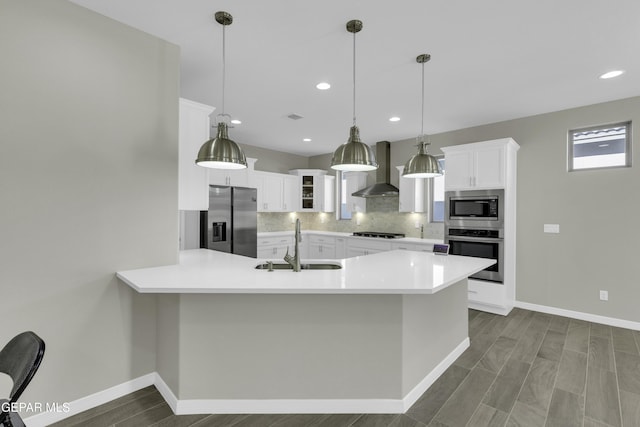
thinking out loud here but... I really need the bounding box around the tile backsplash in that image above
[258,197,444,239]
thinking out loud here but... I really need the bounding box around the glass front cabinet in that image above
[289,169,335,213]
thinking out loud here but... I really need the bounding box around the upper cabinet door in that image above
[443,151,475,190]
[254,171,300,212]
[178,98,214,210]
[442,140,512,191]
[322,175,335,213]
[474,146,505,189]
[209,158,256,187]
[282,175,299,212]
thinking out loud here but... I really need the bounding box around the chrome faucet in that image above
[284,218,301,272]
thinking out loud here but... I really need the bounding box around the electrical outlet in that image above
[415,221,421,229]
[599,290,608,301]
[544,224,560,233]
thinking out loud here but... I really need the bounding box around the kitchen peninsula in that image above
[117,249,494,414]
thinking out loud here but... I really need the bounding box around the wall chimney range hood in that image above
[351,141,399,198]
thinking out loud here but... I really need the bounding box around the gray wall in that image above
[308,96,640,323]
[395,96,640,322]
[240,143,309,174]
[0,0,179,405]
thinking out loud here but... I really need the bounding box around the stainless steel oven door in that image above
[446,236,504,283]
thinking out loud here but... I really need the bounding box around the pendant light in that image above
[196,11,247,170]
[330,20,378,172]
[402,54,442,178]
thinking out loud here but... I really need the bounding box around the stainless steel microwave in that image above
[445,189,504,229]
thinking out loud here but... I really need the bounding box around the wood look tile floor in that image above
[50,309,640,427]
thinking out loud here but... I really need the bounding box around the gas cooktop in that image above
[352,231,406,239]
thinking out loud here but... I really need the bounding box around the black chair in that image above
[0,332,45,427]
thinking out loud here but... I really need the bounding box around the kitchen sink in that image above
[255,262,342,270]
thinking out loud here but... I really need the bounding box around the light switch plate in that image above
[544,224,560,233]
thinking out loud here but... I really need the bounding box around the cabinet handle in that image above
[468,290,478,294]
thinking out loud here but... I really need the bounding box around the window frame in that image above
[568,121,632,172]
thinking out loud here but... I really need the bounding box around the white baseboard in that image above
[166,337,470,415]
[400,337,469,412]
[515,301,640,331]
[468,301,512,316]
[153,372,178,413]
[28,338,469,423]
[23,373,156,427]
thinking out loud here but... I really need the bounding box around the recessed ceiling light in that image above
[303,138,312,142]
[389,117,401,122]
[599,70,624,79]
[230,119,242,124]
[316,82,331,90]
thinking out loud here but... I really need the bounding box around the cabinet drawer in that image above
[308,235,336,245]
[413,242,434,252]
[258,236,293,246]
[348,238,392,252]
[391,242,418,251]
[467,279,506,307]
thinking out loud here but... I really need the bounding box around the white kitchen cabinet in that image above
[322,175,336,213]
[308,235,336,259]
[209,158,256,188]
[288,170,335,213]
[346,238,391,257]
[254,172,281,212]
[396,166,428,213]
[390,241,434,252]
[282,174,299,212]
[335,237,347,258]
[178,98,214,210]
[344,171,367,213]
[442,141,509,191]
[257,235,294,259]
[443,138,519,315]
[253,171,300,212]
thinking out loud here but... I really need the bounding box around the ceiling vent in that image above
[287,113,304,120]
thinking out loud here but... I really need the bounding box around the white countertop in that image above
[116,249,495,295]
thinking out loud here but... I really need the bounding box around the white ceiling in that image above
[70,0,640,157]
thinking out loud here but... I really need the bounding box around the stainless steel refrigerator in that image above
[200,185,257,258]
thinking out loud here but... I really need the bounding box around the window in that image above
[430,157,445,222]
[568,122,632,171]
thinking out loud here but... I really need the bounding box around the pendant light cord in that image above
[420,60,425,143]
[221,22,226,119]
[352,30,357,126]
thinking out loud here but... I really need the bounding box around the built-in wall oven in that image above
[445,189,504,283]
